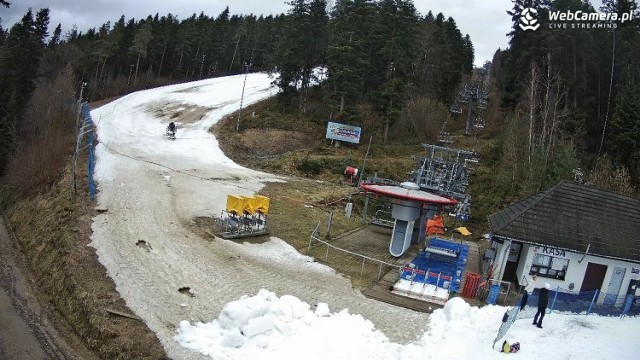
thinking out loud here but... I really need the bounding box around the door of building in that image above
[503,260,519,282]
[604,267,626,306]
[580,262,607,292]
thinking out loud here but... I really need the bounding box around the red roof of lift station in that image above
[360,182,457,206]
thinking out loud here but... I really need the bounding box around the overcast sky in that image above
[1,0,516,66]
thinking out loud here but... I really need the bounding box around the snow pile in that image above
[414,296,505,359]
[443,297,471,321]
[175,289,400,360]
[176,292,640,360]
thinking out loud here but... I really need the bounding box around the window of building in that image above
[529,254,569,280]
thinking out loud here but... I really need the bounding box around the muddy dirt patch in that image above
[236,129,317,158]
[145,102,213,125]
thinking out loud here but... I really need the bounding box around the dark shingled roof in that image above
[488,181,640,263]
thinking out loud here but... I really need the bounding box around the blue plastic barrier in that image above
[487,284,500,304]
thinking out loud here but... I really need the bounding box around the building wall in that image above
[513,244,640,298]
[515,244,531,286]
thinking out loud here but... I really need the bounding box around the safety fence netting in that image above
[525,288,639,317]
[493,287,639,347]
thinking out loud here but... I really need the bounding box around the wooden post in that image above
[361,196,369,224]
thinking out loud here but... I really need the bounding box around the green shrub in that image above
[298,158,325,174]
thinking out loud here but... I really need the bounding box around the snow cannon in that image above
[226,195,244,216]
[344,166,359,186]
[238,196,255,215]
[219,194,270,239]
[252,195,270,215]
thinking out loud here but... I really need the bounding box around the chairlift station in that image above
[361,181,456,257]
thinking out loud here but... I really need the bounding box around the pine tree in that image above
[129,22,153,85]
[92,20,119,86]
[271,0,328,112]
[274,0,309,96]
[546,141,580,187]
[462,34,474,75]
[502,0,550,109]
[0,19,6,47]
[48,23,62,48]
[211,7,231,76]
[412,12,440,97]
[153,13,179,78]
[327,0,376,114]
[33,8,49,46]
[609,67,640,180]
[371,0,419,142]
[305,0,329,84]
[0,8,49,175]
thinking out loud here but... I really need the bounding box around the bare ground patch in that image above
[4,156,168,359]
[144,101,214,125]
[236,128,317,158]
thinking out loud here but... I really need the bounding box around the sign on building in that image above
[326,121,362,144]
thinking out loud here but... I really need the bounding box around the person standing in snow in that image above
[520,273,538,310]
[533,282,551,328]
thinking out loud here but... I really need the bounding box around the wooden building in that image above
[487,181,640,304]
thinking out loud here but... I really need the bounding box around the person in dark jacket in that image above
[533,282,551,328]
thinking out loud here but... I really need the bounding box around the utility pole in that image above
[359,135,373,185]
[126,65,134,93]
[228,33,241,75]
[72,81,88,195]
[236,62,250,132]
[75,82,87,137]
[199,54,206,79]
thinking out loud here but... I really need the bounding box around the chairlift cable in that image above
[597,30,616,162]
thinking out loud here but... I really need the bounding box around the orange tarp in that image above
[426,215,445,235]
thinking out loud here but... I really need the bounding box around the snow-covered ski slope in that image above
[91,73,639,360]
[90,73,423,359]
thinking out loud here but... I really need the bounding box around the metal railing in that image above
[307,222,402,281]
[72,102,96,200]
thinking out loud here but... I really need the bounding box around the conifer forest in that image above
[0,0,638,201]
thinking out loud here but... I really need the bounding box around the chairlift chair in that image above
[371,209,394,229]
[437,129,453,144]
